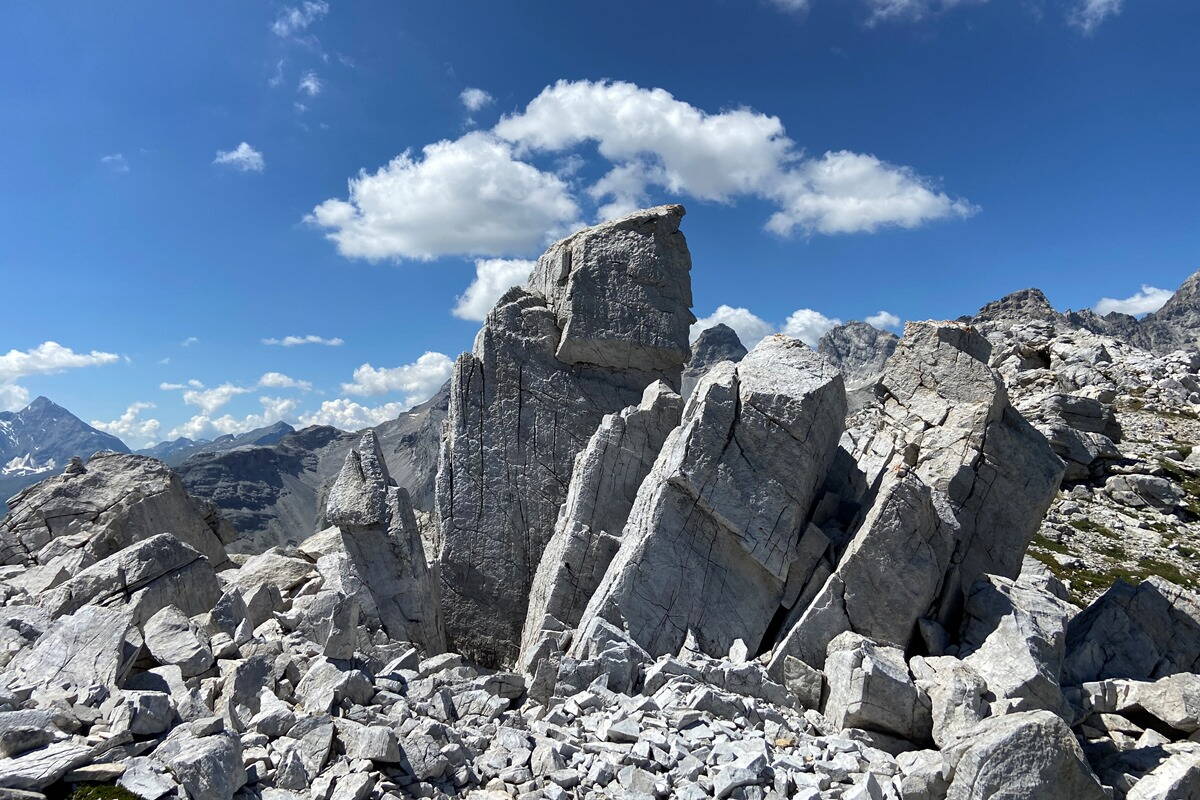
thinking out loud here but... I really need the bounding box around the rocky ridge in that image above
[0,396,130,515]
[0,215,1198,799]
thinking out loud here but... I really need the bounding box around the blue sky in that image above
[1,0,1197,446]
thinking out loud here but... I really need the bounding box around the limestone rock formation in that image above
[178,384,448,553]
[958,563,1075,716]
[0,452,231,574]
[1135,268,1200,353]
[943,710,1108,800]
[572,335,846,660]
[817,321,899,386]
[1064,576,1200,684]
[681,323,747,397]
[436,205,694,665]
[0,396,130,516]
[519,380,682,667]
[770,321,1063,674]
[310,431,444,653]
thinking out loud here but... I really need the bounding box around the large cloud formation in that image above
[309,80,975,262]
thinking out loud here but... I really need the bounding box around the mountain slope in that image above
[0,396,130,512]
[177,383,448,552]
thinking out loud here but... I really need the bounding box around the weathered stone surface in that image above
[437,206,693,665]
[1112,672,1200,733]
[909,656,989,748]
[0,452,227,569]
[0,741,94,790]
[324,431,390,530]
[943,711,1107,800]
[7,604,134,691]
[151,728,246,800]
[681,323,747,397]
[1126,752,1200,800]
[770,467,952,670]
[574,335,845,660]
[143,605,213,677]
[959,565,1074,716]
[1064,576,1200,684]
[526,205,694,372]
[309,475,443,652]
[1134,268,1200,353]
[822,632,930,742]
[839,321,1063,628]
[0,711,73,758]
[520,381,682,666]
[41,533,220,623]
[818,321,899,386]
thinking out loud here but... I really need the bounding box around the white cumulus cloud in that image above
[271,1,329,37]
[865,310,902,329]
[690,306,777,348]
[0,342,122,384]
[311,80,971,263]
[91,402,161,446]
[169,396,299,440]
[496,80,975,236]
[460,87,494,112]
[0,383,30,412]
[1094,285,1172,317]
[340,352,454,405]
[452,259,534,321]
[1068,0,1123,34]
[262,334,344,347]
[782,308,843,347]
[766,151,976,235]
[691,305,844,349]
[213,142,265,173]
[307,132,580,261]
[258,372,313,391]
[299,399,410,431]
[180,383,252,415]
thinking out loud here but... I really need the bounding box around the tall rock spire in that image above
[435,205,694,666]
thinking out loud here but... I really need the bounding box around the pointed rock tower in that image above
[435,205,694,665]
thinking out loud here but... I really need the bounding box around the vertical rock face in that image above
[681,323,748,397]
[771,321,1062,671]
[317,431,444,653]
[571,335,846,660]
[1134,268,1200,353]
[436,205,694,666]
[817,321,899,386]
[519,381,682,666]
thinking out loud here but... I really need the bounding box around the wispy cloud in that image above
[271,1,329,38]
[100,153,129,173]
[1068,0,1123,34]
[298,71,323,97]
[213,142,265,173]
[262,334,344,347]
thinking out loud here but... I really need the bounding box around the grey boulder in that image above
[573,335,845,660]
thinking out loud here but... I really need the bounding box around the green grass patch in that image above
[1068,519,1116,538]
